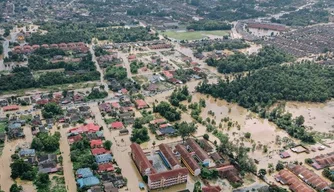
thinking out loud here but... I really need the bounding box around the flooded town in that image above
[0,0,334,192]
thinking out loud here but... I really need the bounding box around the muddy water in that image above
[59,126,77,192]
[0,121,34,192]
[284,100,334,133]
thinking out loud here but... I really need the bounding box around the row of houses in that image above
[12,42,89,54]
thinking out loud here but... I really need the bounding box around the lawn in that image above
[162,30,230,41]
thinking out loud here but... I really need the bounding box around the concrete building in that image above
[148,168,188,190]
[186,138,210,166]
[175,144,201,176]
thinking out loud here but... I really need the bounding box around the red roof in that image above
[111,121,124,129]
[135,99,148,109]
[121,88,128,94]
[98,163,114,172]
[159,124,171,129]
[280,151,291,158]
[159,144,179,168]
[3,105,19,111]
[128,55,136,60]
[175,144,200,173]
[202,186,222,192]
[111,102,120,109]
[37,99,49,105]
[162,71,173,79]
[277,169,313,192]
[151,118,166,125]
[130,143,156,175]
[186,138,210,162]
[68,134,82,144]
[247,23,288,31]
[148,167,188,182]
[69,123,100,134]
[91,148,109,155]
[90,139,103,148]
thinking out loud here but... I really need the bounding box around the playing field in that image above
[162,30,230,40]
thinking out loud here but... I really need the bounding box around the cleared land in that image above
[162,30,230,40]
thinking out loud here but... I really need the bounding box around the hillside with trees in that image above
[206,46,293,73]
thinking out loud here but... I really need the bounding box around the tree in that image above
[103,140,112,150]
[244,132,251,139]
[130,127,150,144]
[258,169,267,178]
[34,173,50,190]
[10,184,22,192]
[295,115,305,126]
[10,159,35,180]
[275,162,284,171]
[203,134,209,140]
[177,122,197,142]
[42,103,63,119]
[193,181,202,192]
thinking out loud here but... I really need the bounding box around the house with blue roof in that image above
[76,168,93,178]
[77,176,100,188]
[19,149,36,157]
[95,154,112,164]
[8,123,21,129]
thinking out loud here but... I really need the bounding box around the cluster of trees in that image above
[130,127,150,144]
[214,131,257,174]
[86,89,108,100]
[31,132,61,152]
[196,40,250,53]
[28,22,157,44]
[34,173,51,191]
[11,159,36,180]
[196,62,334,110]
[105,66,127,80]
[175,121,197,142]
[42,102,63,119]
[4,52,26,63]
[70,137,98,170]
[187,20,232,31]
[206,46,292,73]
[130,61,144,74]
[0,43,3,55]
[189,99,206,123]
[34,48,66,58]
[153,101,181,122]
[200,167,219,179]
[169,86,190,106]
[94,47,108,57]
[271,8,329,26]
[173,68,196,83]
[266,106,314,143]
[323,168,334,182]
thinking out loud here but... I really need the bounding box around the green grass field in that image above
[162,30,230,41]
[0,122,6,133]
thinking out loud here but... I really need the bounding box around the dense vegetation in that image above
[70,137,98,170]
[27,22,158,44]
[187,20,232,31]
[197,62,334,109]
[153,101,181,122]
[0,66,100,92]
[195,40,250,53]
[271,8,329,26]
[130,127,150,144]
[86,89,108,100]
[105,66,127,80]
[169,86,190,106]
[31,132,61,152]
[323,168,334,182]
[42,103,63,119]
[11,159,36,180]
[130,61,144,74]
[206,46,292,73]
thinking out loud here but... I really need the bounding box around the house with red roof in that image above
[111,121,124,129]
[69,123,100,134]
[90,139,103,148]
[120,88,128,95]
[135,99,148,109]
[91,148,109,156]
[3,105,19,112]
[99,103,112,113]
[36,99,49,106]
[202,186,222,192]
[98,163,114,173]
[162,71,173,79]
[68,134,83,144]
[111,102,120,109]
[128,54,137,61]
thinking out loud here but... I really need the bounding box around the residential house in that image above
[135,99,148,109]
[19,149,36,157]
[90,139,103,148]
[217,165,242,184]
[99,103,112,113]
[98,163,114,173]
[91,148,109,156]
[111,121,124,129]
[311,152,334,170]
[77,176,100,188]
[95,154,113,164]
[76,168,93,178]
[3,105,19,112]
[275,169,313,192]
[202,186,222,192]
